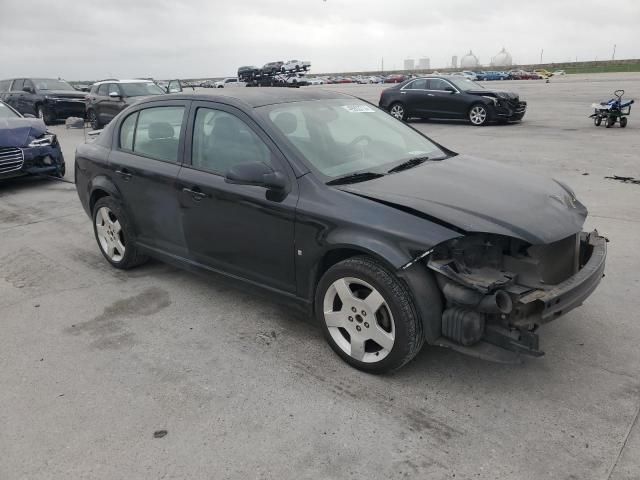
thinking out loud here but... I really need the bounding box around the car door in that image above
[5,79,24,111]
[177,102,298,293]
[18,79,37,115]
[108,101,190,256]
[104,83,126,123]
[398,78,429,116]
[426,78,470,118]
[92,84,111,124]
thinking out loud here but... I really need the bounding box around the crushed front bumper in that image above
[429,230,607,361]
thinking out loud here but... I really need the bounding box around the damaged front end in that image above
[425,230,607,360]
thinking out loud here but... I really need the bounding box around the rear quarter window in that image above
[0,80,11,92]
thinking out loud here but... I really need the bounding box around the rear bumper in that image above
[45,99,86,120]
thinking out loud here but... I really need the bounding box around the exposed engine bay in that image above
[426,230,607,357]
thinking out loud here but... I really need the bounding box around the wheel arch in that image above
[308,241,444,345]
[88,175,123,213]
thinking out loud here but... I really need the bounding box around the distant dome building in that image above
[460,50,479,69]
[491,48,513,67]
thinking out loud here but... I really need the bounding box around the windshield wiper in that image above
[387,156,430,173]
[326,171,385,186]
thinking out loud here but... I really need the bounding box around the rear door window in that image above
[131,106,185,162]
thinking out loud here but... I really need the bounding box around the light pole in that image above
[612,44,617,61]
[540,49,543,65]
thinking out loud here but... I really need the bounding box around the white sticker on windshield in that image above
[342,105,375,113]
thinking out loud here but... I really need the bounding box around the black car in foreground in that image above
[0,100,65,179]
[75,89,605,372]
[379,75,527,125]
[0,78,86,125]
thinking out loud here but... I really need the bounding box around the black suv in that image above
[74,90,605,373]
[85,79,181,129]
[0,78,86,124]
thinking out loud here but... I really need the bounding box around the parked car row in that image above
[237,60,311,82]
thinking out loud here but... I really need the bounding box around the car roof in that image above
[93,79,156,85]
[152,88,353,108]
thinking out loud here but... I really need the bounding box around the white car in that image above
[459,71,478,81]
[283,60,311,72]
[214,78,245,88]
[553,70,566,76]
[306,77,324,85]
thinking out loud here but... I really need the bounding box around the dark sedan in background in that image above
[85,79,181,129]
[75,89,604,373]
[0,78,86,125]
[0,100,65,179]
[379,76,527,125]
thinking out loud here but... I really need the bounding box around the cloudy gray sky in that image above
[1,0,639,80]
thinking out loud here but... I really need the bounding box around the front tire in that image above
[315,256,424,373]
[469,104,489,126]
[87,109,101,130]
[92,197,148,270]
[389,102,407,121]
[36,105,54,125]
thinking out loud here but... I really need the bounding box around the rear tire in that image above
[606,116,615,128]
[92,197,148,270]
[389,102,407,121]
[315,256,424,373]
[620,117,628,128]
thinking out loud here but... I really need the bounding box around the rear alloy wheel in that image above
[316,256,424,373]
[389,102,407,121]
[92,197,148,270]
[469,104,488,126]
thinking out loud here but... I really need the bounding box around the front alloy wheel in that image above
[469,104,488,126]
[316,256,425,373]
[323,277,396,363]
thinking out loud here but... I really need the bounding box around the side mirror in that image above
[22,86,34,94]
[225,161,287,190]
[445,87,456,94]
[108,91,121,99]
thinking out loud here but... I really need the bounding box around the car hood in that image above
[0,117,47,147]
[337,155,587,245]
[41,90,86,99]
[467,89,518,100]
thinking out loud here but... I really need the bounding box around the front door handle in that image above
[427,93,435,96]
[115,169,133,181]
[182,187,209,201]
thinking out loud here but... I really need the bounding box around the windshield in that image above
[448,77,484,91]
[259,99,446,179]
[33,78,75,91]
[0,102,20,119]
[119,82,165,96]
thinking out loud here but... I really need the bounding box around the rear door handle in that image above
[427,93,435,96]
[182,187,209,201]
[115,169,133,181]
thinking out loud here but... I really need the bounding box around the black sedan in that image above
[0,100,65,179]
[75,89,605,372]
[379,76,527,125]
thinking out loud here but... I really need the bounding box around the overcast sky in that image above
[1,0,639,80]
